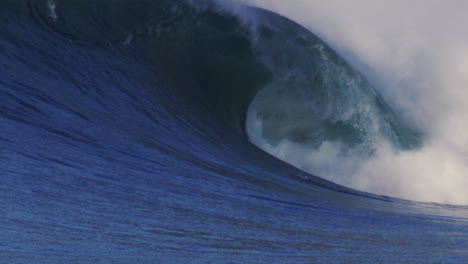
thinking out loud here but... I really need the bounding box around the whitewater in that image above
[244,0,468,205]
[1,0,467,263]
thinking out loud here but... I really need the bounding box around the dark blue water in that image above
[1,1,467,263]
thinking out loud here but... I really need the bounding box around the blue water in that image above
[1,1,467,263]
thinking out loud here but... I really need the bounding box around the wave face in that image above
[1,0,467,263]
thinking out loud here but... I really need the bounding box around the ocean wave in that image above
[0,0,467,263]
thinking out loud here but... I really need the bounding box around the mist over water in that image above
[239,0,468,204]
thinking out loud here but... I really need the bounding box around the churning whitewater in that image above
[1,0,467,263]
[245,0,468,205]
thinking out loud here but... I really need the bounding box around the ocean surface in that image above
[1,0,467,263]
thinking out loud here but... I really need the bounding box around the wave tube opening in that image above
[228,0,468,205]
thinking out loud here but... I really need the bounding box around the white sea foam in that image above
[240,0,468,204]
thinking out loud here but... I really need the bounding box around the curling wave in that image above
[0,0,467,263]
